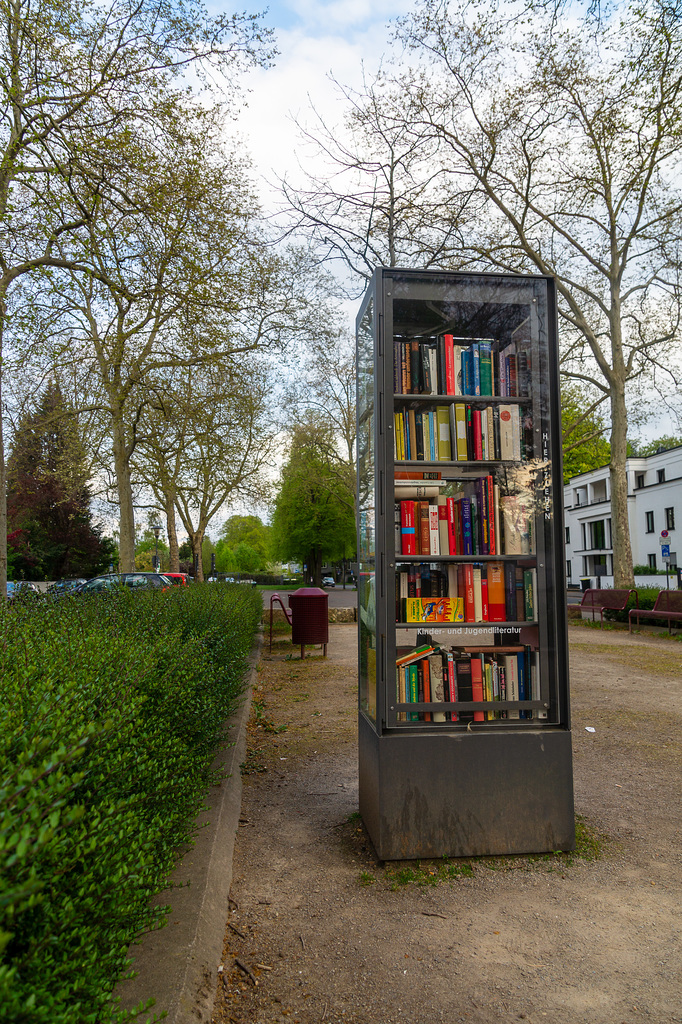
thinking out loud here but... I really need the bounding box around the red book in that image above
[447,653,458,722]
[487,561,506,622]
[481,576,489,622]
[470,656,485,722]
[421,658,432,722]
[418,501,430,555]
[464,563,476,622]
[446,496,458,555]
[473,409,483,460]
[400,500,417,555]
[444,333,456,394]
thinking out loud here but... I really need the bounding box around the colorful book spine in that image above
[470,655,485,721]
[400,501,416,555]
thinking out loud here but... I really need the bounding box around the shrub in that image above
[606,586,663,623]
[0,584,261,1023]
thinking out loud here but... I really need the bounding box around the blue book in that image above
[472,343,481,396]
[461,497,473,556]
[462,349,473,395]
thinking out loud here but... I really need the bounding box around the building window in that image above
[581,523,586,550]
[590,520,606,549]
[665,507,675,530]
[645,510,654,533]
[636,473,645,489]
[648,553,657,570]
[658,468,665,483]
[566,560,572,581]
[594,555,607,577]
[565,526,570,545]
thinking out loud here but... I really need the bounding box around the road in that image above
[264,586,583,608]
[261,587,358,610]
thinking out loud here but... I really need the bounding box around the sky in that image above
[217,0,414,208]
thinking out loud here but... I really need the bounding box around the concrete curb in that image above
[115,635,260,1023]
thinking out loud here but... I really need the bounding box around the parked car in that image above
[322,576,336,588]
[7,581,42,602]
[47,578,87,597]
[236,578,257,586]
[162,573,191,586]
[75,573,172,594]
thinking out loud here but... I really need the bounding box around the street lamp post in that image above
[153,525,161,571]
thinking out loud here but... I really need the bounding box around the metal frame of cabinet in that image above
[356,268,574,860]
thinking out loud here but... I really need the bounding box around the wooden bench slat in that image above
[628,589,682,633]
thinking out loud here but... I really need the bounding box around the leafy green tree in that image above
[219,515,270,561]
[561,384,611,483]
[270,416,356,586]
[215,540,236,573]
[7,385,112,579]
[630,435,682,457]
[135,527,170,571]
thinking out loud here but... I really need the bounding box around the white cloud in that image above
[233,2,413,208]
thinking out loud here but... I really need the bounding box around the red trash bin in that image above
[288,587,329,658]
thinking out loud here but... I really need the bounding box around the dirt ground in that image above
[212,622,682,1024]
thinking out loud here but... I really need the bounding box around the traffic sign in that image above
[659,530,669,546]
[661,545,670,559]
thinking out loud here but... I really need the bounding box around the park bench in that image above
[580,588,638,627]
[628,588,682,634]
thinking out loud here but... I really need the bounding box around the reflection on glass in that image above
[358,565,376,719]
[357,298,376,721]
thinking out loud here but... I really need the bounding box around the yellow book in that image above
[404,597,464,622]
[436,406,452,461]
[455,403,467,460]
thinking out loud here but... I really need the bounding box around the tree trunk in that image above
[307,545,323,587]
[609,381,635,588]
[165,489,179,571]
[112,414,136,571]
[192,531,205,581]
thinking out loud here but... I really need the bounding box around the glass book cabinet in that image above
[356,268,574,860]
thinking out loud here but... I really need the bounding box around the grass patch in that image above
[384,859,474,890]
[241,749,269,774]
[368,816,609,890]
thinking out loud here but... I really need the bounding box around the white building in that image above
[563,444,682,586]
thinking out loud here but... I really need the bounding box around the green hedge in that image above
[0,584,262,1023]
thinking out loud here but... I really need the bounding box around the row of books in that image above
[395,484,533,558]
[394,402,531,463]
[395,643,543,722]
[396,561,538,623]
[394,335,531,399]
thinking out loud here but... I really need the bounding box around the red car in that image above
[162,573,192,586]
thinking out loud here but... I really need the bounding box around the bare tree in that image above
[283,0,682,586]
[43,122,295,570]
[135,361,275,580]
[279,73,479,287]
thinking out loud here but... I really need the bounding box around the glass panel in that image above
[356,296,377,721]
[386,273,560,727]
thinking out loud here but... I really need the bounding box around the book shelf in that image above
[356,268,574,860]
